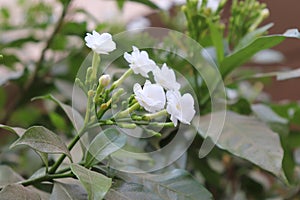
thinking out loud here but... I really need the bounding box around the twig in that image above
[20,172,74,187]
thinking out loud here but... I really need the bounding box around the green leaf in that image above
[1,36,39,48]
[33,94,84,130]
[234,23,274,52]
[208,20,224,64]
[128,0,159,9]
[37,152,49,170]
[0,7,10,19]
[221,29,300,77]
[252,104,289,135]
[197,111,286,179]
[49,112,68,131]
[116,0,126,9]
[221,35,285,77]
[118,169,212,200]
[85,128,126,168]
[105,181,161,200]
[111,144,152,162]
[0,54,20,66]
[50,181,87,200]
[61,21,87,37]
[0,184,40,200]
[0,124,26,137]
[50,34,67,50]
[0,165,23,187]
[70,164,112,200]
[0,87,6,109]
[10,126,72,160]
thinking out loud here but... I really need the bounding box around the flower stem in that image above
[111,69,133,90]
[20,172,74,187]
[91,51,100,83]
[143,109,168,120]
[116,102,140,118]
[84,90,95,125]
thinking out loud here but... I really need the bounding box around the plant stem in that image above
[20,172,74,187]
[84,90,95,125]
[97,119,174,128]
[115,102,140,118]
[48,127,86,174]
[111,69,133,90]
[143,109,168,120]
[91,51,100,83]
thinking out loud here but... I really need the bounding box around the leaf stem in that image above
[115,102,140,118]
[143,109,168,120]
[110,69,133,90]
[19,172,74,187]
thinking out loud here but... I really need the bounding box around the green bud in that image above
[118,123,137,129]
[88,90,95,97]
[112,88,124,102]
[144,129,161,137]
[85,67,93,85]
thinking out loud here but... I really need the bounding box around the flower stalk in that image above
[111,68,133,90]
[115,102,140,118]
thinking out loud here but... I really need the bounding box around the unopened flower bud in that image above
[261,8,270,19]
[99,74,111,87]
[85,67,93,85]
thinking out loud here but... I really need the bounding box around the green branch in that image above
[20,172,74,187]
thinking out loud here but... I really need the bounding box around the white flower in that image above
[166,90,195,126]
[85,31,116,54]
[153,63,180,91]
[124,46,157,78]
[134,80,166,113]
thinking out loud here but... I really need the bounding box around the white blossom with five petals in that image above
[166,90,195,126]
[124,46,157,78]
[153,63,180,91]
[85,31,116,54]
[133,80,166,113]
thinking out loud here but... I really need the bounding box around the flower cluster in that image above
[124,46,196,127]
[84,30,196,127]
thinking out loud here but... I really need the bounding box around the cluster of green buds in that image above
[228,0,269,46]
[182,0,227,43]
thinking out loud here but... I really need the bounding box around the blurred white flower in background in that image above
[84,31,116,54]
[124,46,157,77]
[151,0,186,10]
[153,63,180,91]
[197,0,221,12]
[0,65,24,86]
[126,17,151,32]
[134,80,166,113]
[166,90,195,126]
[206,0,221,12]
